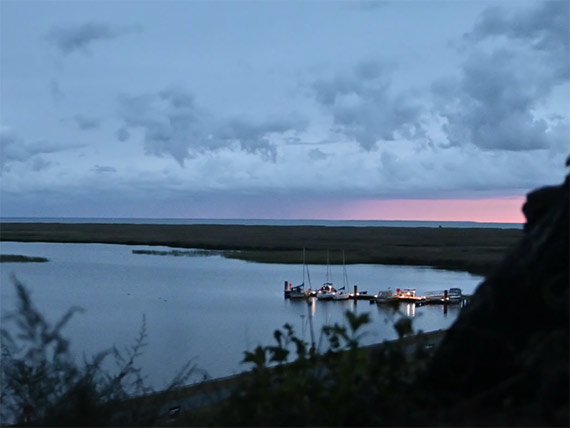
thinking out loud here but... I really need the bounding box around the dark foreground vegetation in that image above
[1,169,567,426]
[0,222,521,275]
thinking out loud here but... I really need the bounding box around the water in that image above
[1,217,522,229]
[0,241,483,389]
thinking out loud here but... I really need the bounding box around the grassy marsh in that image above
[0,223,521,275]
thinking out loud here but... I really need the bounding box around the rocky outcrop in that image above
[426,169,569,426]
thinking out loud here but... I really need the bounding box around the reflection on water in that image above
[1,242,482,387]
[405,303,416,318]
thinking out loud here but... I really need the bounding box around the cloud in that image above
[92,165,117,173]
[309,148,330,161]
[116,86,306,166]
[466,1,568,87]
[435,1,569,152]
[45,21,141,55]
[466,1,569,78]
[32,157,52,172]
[68,114,101,130]
[50,80,65,102]
[310,60,428,150]
[0,127,82,170]
[116,127,130,142]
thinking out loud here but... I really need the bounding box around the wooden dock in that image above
[284,282,470,306]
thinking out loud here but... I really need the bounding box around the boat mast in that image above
[302,247,306,285]
[342,250,348,289]
[326,249,331,284]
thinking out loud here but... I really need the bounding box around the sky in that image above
[1,1,568,222]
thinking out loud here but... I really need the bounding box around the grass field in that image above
[0,223,522,275]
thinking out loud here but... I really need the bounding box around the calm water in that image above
[1,242,483,389]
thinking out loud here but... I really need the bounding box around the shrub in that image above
[0,277,201,427]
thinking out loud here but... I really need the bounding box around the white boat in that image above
[317,250,336,300]
[422,288,462,304]
[332,289,350,300]
[395,288,425,303]
[316,283,336,300]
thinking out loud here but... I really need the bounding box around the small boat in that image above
[289,284,310,299]
[422,288,463,304]
[395,288,425,303]
[448,287,463,302]
[286,248,313,299]
[317,250,336,300]
[332,287,350,300]
[423,290,447,304]
[375,289,397,304]
[316,283,336,300]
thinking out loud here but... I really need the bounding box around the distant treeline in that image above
[132,249,226,257]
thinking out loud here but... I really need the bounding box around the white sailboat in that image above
[317,249,336,300]
[333,251,350,300]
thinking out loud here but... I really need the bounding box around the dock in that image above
[284,281,470,306]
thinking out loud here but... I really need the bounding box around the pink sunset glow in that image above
[344,197,526,223]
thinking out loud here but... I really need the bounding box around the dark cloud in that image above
[69,114,101,130]
[436,1,569,152]
[32,157,52,172]
[0,128,82,170]
[309,148,330,161]
[45,21,140,55]
[116,86,306,165]
[116,127,130,142]
[466,1,569,79]
[311,60,427,150]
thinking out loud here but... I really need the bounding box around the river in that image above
[0,241,482,389]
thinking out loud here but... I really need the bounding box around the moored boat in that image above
[289,284,310,299]
[395,288,425,303]
[284,248,313,299]
[332,251,351,300]
[375,289,397,303]
[316,283,336,300]
[332,287,350,300]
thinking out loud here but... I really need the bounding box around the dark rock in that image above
[425,170,569,426]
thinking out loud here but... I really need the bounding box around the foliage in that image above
[212,309,434,427]
[0,277,202,427]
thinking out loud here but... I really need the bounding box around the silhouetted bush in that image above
[0,277,202,427]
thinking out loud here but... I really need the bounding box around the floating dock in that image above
[284,281,470,306]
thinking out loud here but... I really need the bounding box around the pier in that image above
[284,281,470,306]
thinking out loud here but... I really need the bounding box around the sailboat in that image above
[317,249,337,300]
[289,248,312,299]
[333,251,351,300]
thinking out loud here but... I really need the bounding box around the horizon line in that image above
[0,216,524,225]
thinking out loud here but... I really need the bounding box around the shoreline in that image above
[0,222,522,275]
[0,223,523,275]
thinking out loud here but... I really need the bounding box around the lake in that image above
[0,241,483,389]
